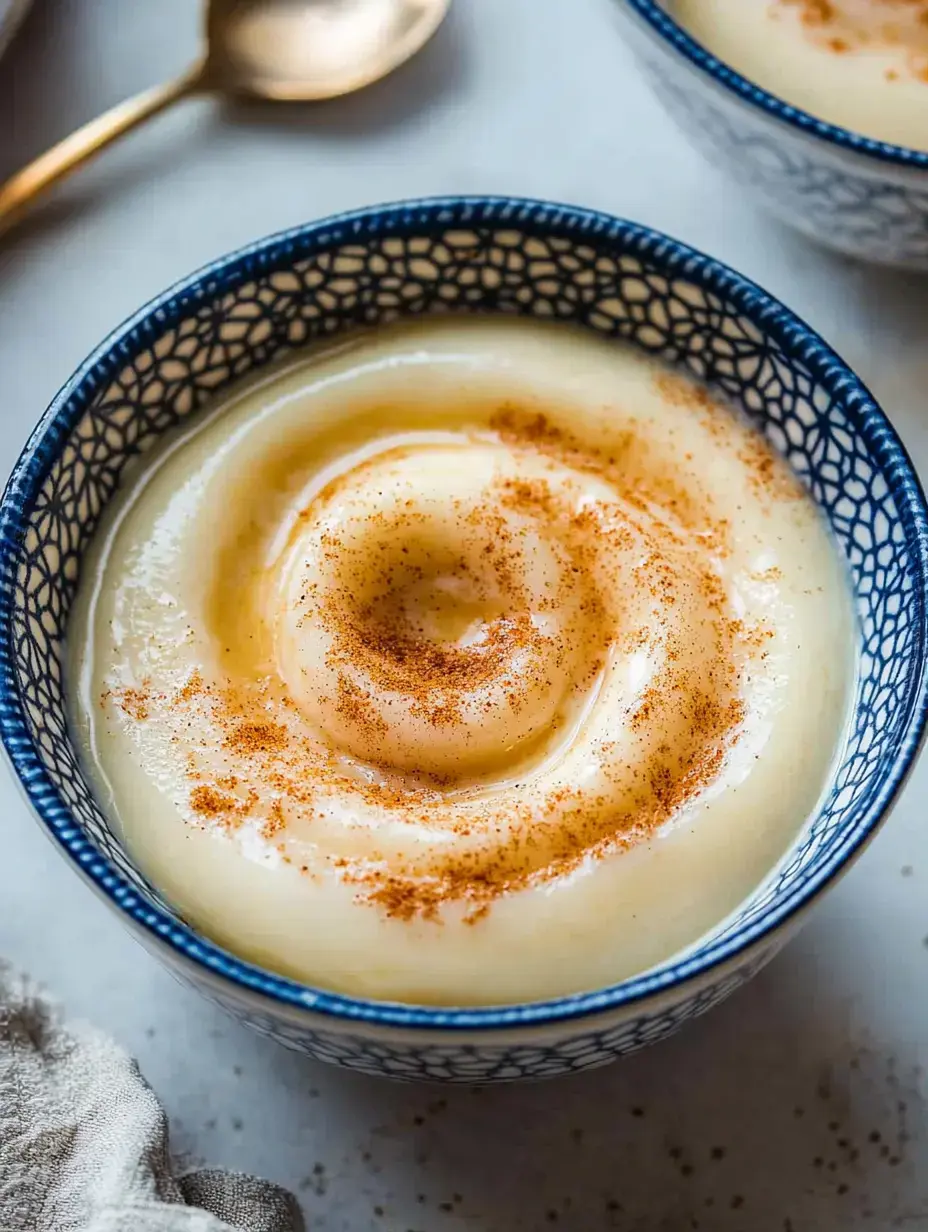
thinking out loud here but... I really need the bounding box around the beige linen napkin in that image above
[0,963,303,1232]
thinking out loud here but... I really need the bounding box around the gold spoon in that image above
[0,0,450,236]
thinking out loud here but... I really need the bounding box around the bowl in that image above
[2,196,927,1083]
[614,1,928,269]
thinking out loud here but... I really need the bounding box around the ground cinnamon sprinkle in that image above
[775,0,928,77]
[752,565,783,583]
[307,479,566,743]
[106,369,791,924]
[739,622,777,649]
[354,678,747,923]
[224,720,288,755]
[108,680,156,722]
[654,372,715,414]
[262,798,286,840]
[190,784,236,816]
[657,370,802,504]
[335,675,390,737]
[334,617,518,712]
[189,783,258,831]
[115,687,151,722]
[175,669,204,704]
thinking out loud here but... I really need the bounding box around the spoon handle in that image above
[0,60,207,238]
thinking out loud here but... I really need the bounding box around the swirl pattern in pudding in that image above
[69,318,854,1005]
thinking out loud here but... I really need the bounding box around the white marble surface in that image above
[2,1,928,1228]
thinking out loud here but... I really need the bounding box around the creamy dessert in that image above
[673,0,928,150]
[69,317,854,1005]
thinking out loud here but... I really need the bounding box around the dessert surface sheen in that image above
[69,317,855,1005]
[673,0,928,151]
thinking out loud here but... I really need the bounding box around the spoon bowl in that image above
[205,0,450,100]
[0,0,450,233]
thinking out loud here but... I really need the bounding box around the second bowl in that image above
[615,0,928,268]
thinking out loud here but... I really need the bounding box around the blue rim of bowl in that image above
[2,196,927,1031]
[620,0,928,171]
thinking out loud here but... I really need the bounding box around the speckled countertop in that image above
[2,1,927,1228]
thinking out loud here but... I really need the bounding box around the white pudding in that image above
[69,318,855,1005]
[674,0,928,150]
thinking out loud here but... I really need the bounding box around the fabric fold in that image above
[0,964,302,1232]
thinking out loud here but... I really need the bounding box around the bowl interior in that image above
[2,197,926,1028]
[619,0,928,170]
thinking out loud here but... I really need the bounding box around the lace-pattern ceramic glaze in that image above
[1,198,925,1080]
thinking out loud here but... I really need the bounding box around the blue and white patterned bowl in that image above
[614,1,928,268]
[2,197,927,1083]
